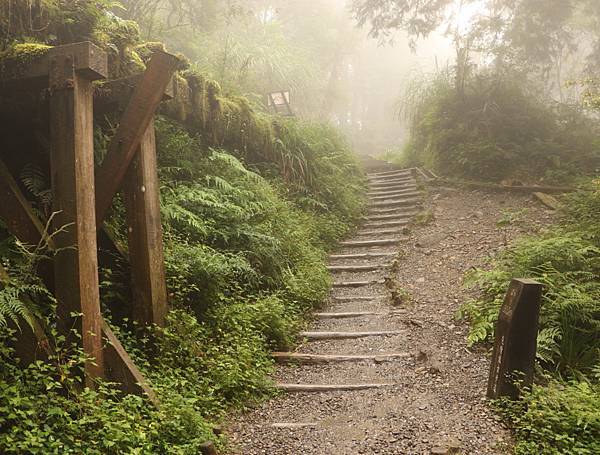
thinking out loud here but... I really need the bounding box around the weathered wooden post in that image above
[122,119,168,327]
[95,51,179,328]
[48,42,108,385]
[487,278,543,399]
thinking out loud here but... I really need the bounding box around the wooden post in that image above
[122,119,168,327]
[487,278,543,399]
[48,47,106,385]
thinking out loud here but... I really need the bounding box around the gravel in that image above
[227,181,555,455]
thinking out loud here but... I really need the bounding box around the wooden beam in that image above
[299,330,402,340]
[95,51,180,225]
[0,158,49,247]
[102,320,159,405]
[0,42,107,87]
[0,263,52,365]
[277,383,395,392]
[431,178,577,194]
[94,74,174,114]
[272,352,410,364]
[49,49,104,385]
[122,120,168,327]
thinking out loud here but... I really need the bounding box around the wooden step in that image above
[369,177,415,186]
[362,220,408,228]
[357,228,406,236]
[272,352,411,364]
[277,383,395,392]
[331,295,385,302]
[315,311,383,319]
[369,197,421,209]
[299,330,403,340]
[327,264,383,272]
[369,180,417,188]
[369,206,419,215]
[316,310,405,319]
[340,238,406,247]
[332,280,384,288]
[271,423,319,429]
[368,172,413,181]
[370,183,415,192]
[368,169,413,178]
[365,213,416,222]
[368,189,419,199]
[329,252,396,260]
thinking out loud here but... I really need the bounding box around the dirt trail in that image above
[229,170,554,454]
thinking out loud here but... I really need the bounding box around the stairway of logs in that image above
[271,168,421,422]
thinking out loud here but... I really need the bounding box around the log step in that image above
[329,252,396,260]
[357,228,406,236]
[316,310,405,319]
[366,213,416,221]
[327,264,383,272]
[299,330,403,340]
[369,197,421,209]
[277,383,395,392]
[332,280,384,288]
[271,423,319,429]
[369,174,414,183]
[369,178,415,187]
[272,352,411,364]
[368,169,413,178]
[331,295,385,302]
[367,181,417,191]
[340,238,406,247]
[369,207,419,215]
[368,189,419,199]
[362,220,408,228]
[315,311,383,319]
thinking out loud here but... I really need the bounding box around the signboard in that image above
[267,90,293,116]
[487,278,543,399]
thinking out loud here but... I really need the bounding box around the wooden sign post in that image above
[487,278,543,399]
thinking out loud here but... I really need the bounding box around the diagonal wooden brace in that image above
[0,158,50,248]
[95,51,180,225]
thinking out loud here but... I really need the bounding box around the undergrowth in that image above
[398,69,600,184]
[0,81,363,455]
[459,180,600,453]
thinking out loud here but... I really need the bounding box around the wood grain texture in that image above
[95,51,180,224]
[49,52,104,384]
[123,120,168,327]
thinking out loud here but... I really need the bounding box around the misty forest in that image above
[0,0,599,453]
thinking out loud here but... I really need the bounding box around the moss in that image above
[0,43,53,80]
[0,43,52,63]
[135,42,167,63]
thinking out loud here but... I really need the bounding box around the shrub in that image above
[500,379,600,455]
[402,70,600,182]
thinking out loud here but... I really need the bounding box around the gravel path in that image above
[227,170,555,454]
